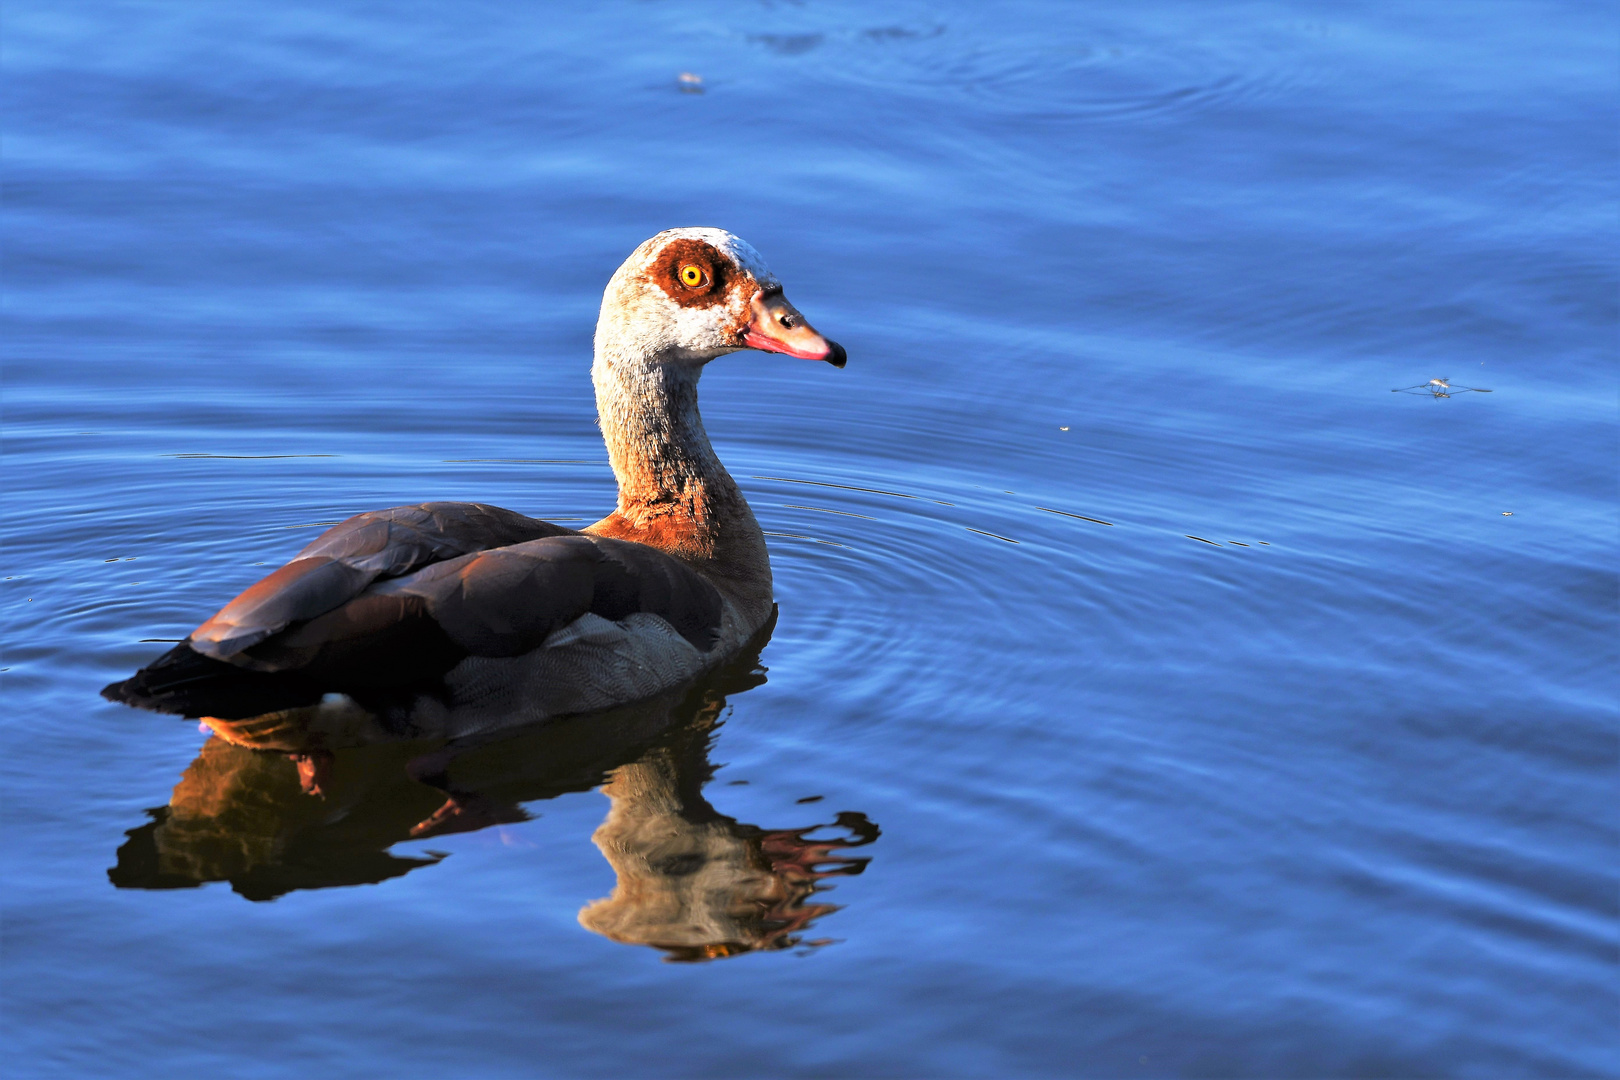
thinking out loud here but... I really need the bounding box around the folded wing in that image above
[190,502,573,660]
[105,502,725,717]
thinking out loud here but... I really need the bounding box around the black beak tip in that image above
[826,340,848,369]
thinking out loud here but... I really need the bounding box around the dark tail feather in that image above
[101,642,324,719]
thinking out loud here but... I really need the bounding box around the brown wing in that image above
[239,534,724,683]
[190,502,573,662]
[106,519,725,718]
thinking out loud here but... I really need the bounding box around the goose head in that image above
[596,228,846,369]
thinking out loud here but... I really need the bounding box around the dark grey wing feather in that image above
[586,537,723,652]
[189,557,375,660]
[379,539,602,657]
[107,507,726,717]
[236,535,723,680]
[294,502,564,571]
[191,502,572,662]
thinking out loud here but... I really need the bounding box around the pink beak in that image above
[742,290,847,368]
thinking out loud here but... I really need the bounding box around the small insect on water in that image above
[1392,377,1492,399]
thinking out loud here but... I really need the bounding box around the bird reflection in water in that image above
[109,623,879,961]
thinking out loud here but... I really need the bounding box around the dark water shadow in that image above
[109,619,880,961]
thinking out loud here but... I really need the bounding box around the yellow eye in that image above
[679,264,707,288]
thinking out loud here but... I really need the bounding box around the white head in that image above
[595,228,846,369]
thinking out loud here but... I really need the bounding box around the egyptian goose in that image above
[104,228,845,728]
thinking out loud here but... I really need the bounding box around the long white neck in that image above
[586,341,772,621]
[592,346,739,515]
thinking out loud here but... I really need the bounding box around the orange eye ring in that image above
[679,264,708,288]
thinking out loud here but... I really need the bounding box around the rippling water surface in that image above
[4,2,1615,1077]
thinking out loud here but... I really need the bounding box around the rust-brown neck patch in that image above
[646,238,735,309]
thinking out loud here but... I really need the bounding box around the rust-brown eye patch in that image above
[647,238,732,309]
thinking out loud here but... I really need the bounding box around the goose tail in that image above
[101,642,323,719]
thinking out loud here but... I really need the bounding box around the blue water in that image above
[4,2,1616,1076]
